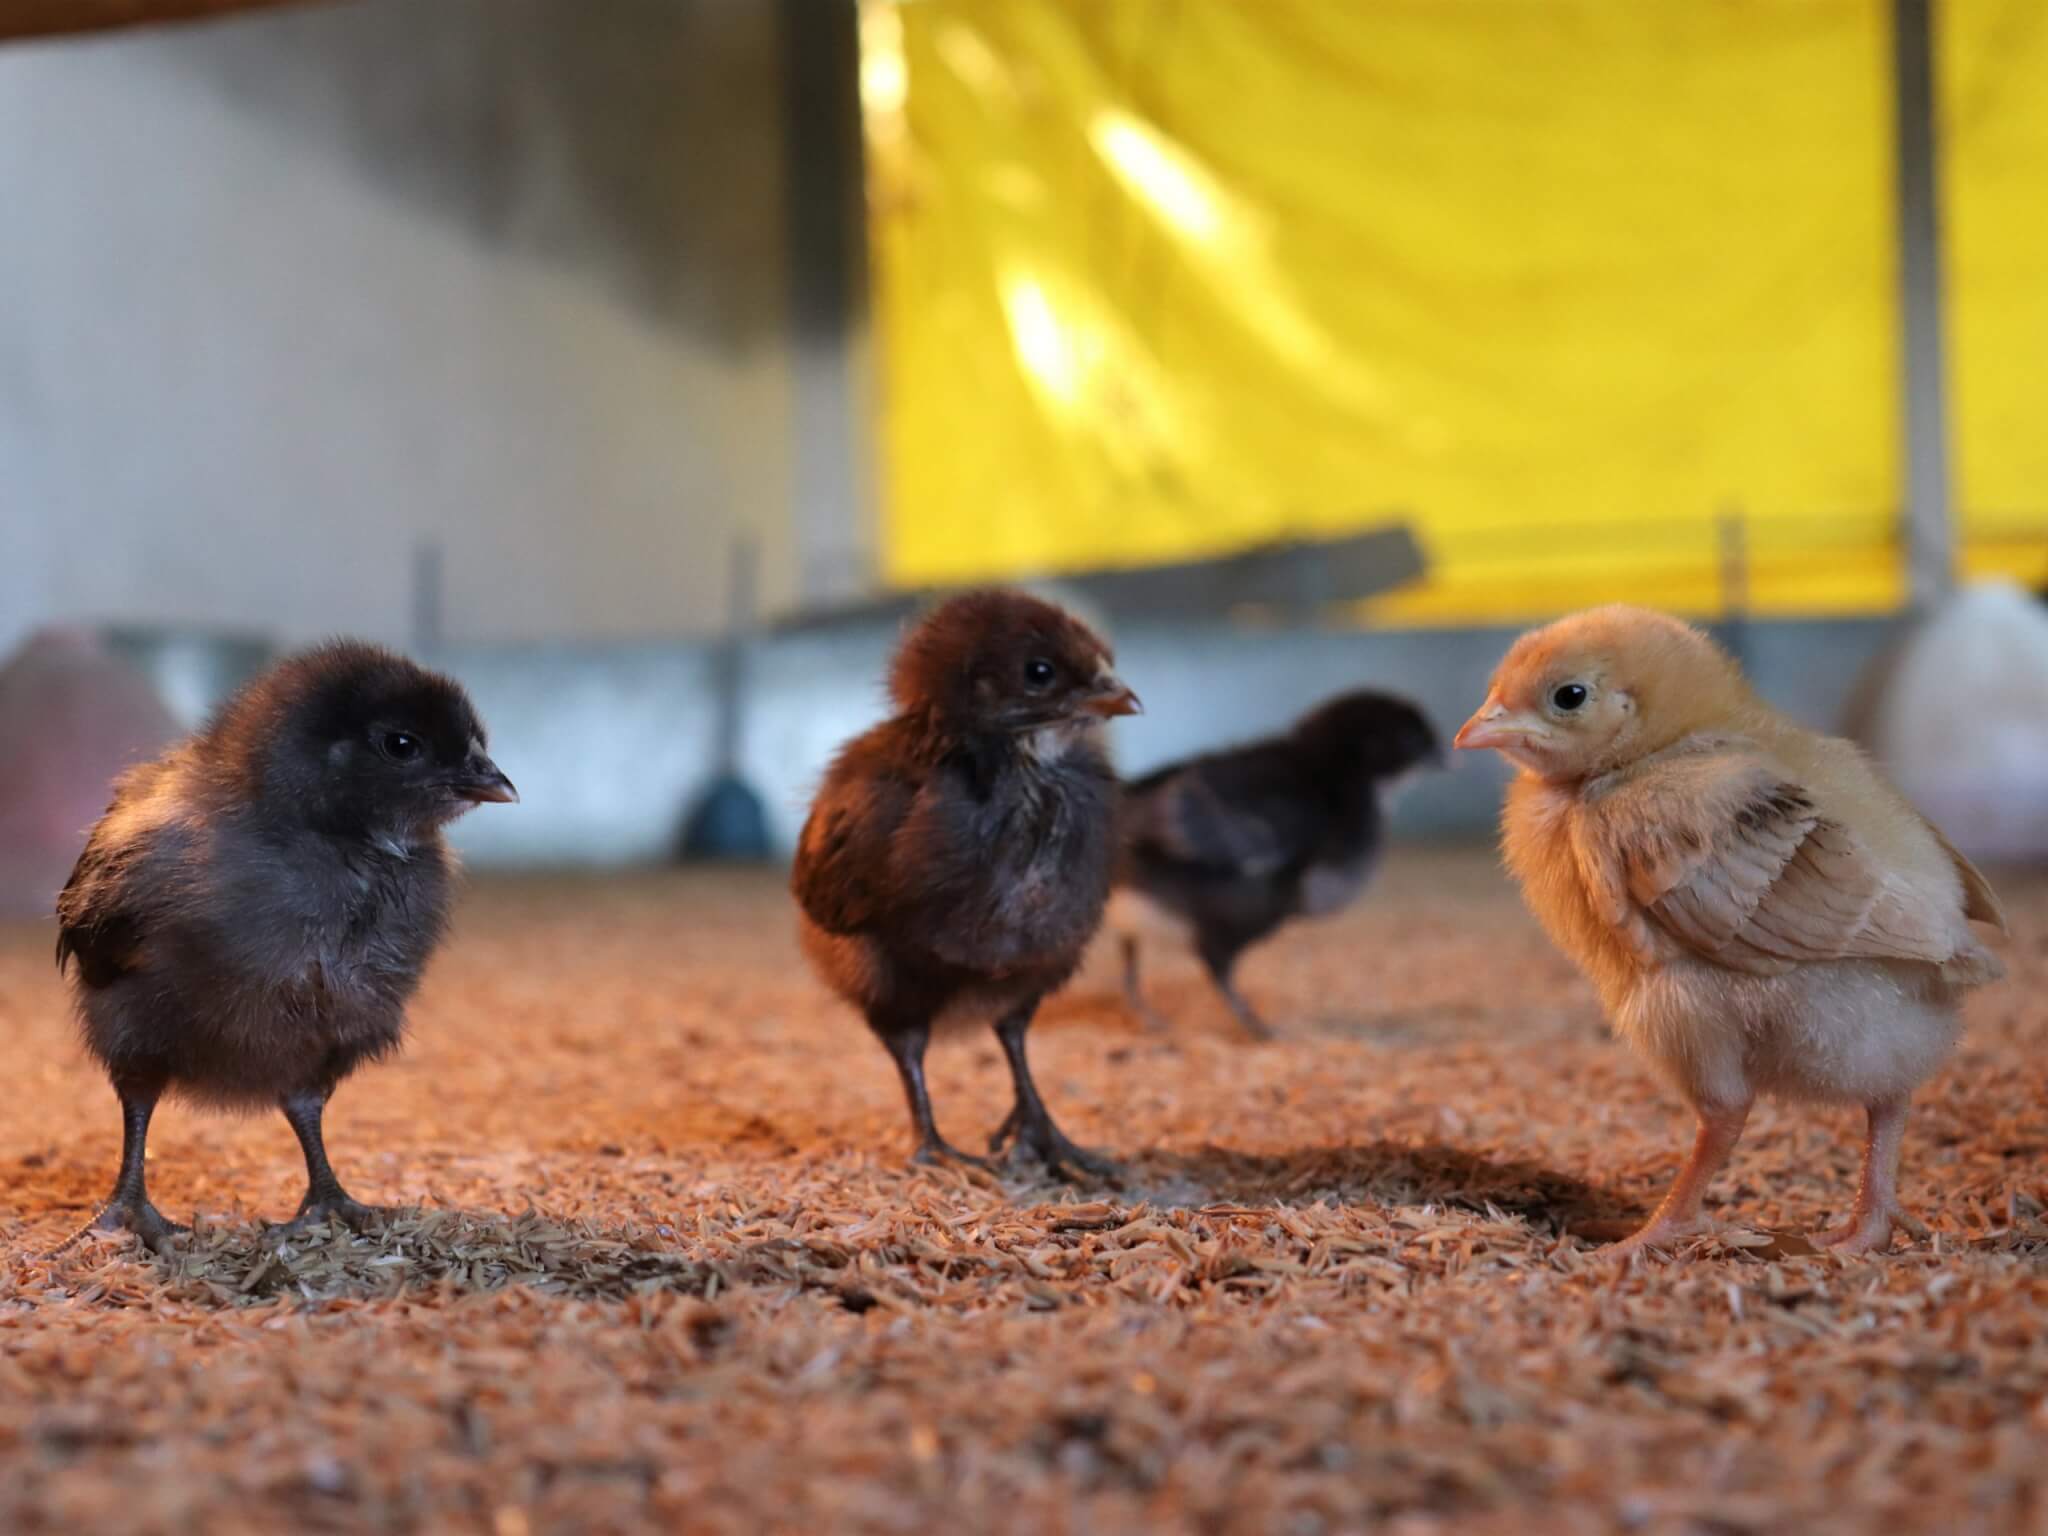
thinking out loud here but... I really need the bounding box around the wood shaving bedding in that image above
[0,851,2042,1534]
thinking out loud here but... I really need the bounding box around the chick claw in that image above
[1040,1139,1121,1182]
[1223,995,1276,1042]
[909,1138,994,1174]
[1815,1204,1930,1256]
[987,1104,1025,1158]
[272,1195,394,1236]
[990,1106,1118,1181]
[50,1199,191,1259]
[1602,1216,1708,1262]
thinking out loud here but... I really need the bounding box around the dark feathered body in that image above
[1122,740,1382,953]
[1115,691,1440,1037]
[797,713,1120,1022]
[59,751,453,1107]
[791,589,1138,1171]
[55,641,515,1247]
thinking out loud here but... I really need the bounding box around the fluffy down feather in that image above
[1460,606,2005,1257]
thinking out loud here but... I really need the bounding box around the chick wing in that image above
[1572,746,2002,982]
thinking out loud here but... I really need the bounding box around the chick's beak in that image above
[453,752,519,804]
[1080,674,1143,719]
[1453,697,1527,753]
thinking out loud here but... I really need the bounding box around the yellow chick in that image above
[1456,606,2006,1255]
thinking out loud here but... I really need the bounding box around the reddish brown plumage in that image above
[793,590,1137,1174]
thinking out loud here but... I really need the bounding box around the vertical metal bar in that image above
[781,0,878,608]
[711,537,758,775]
[1893,0,1954,610]
[1717,505,1751,670]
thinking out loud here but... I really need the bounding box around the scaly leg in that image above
[1121,934,1171,1033]
[1816,1097,1928,1255]
[875,1016,989,1169]
[1198,938,1273,1041]
[1610,1098,1752,1258]
[988,1000,1116,1177]
[275,1090,391,1232]
[68,1075,188,1256]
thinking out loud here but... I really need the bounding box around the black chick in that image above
[1114,690,1440,1039]
[792,590,1140,1175]
[56,642,516,1250]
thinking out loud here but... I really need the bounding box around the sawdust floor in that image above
[1,849,2045,1535]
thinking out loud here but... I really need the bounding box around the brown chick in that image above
[1455,605,2006,1257]
[792,590,1140,1175]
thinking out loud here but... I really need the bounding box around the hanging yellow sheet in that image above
[863,1,2046,622]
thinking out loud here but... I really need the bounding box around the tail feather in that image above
[1930,824,2008,933]
[1940,938,2005,988]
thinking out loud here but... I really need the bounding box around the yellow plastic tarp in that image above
[863,1,2047,622]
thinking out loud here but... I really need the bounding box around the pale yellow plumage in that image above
[1461,605,2007,1256]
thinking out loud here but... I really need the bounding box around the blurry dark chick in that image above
[792,590,1140,1176]
[1115,691,1440,1039]
[56,642,516,1250]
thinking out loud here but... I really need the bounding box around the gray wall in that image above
[0,0,822,659]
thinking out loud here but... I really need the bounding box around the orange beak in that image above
[1081,676,1143,718]
[1453,696,1519,752]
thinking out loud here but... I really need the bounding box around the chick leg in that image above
[875,1016,991,1170]
[988,1001,1117,1178]
[1611,1098,1752,1257]
[277,1090,391,1232]
[1121,934,1171,1033]
[1816,1096,1929,1255]
[1197,937,1273,1041]
[70,1075,188,1256]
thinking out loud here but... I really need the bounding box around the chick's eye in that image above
[1023,658,1057,689]
[379,731,423,762]
[1551,684,1589,712]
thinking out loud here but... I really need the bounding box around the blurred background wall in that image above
[0,0,838,655]
[1,0,2044,890]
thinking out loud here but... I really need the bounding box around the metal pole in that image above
[1893,0,1954,611]
[1717,505,1751,670]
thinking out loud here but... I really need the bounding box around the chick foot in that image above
[1817,1099,1928,1255]
[273,1190,393,1235]
[65,1197,190,1257]
[1201,965,1275,1041]
[1815,1203,1929,1256]
[60,1086,187,1256]
[1221,992,1276,1042]
[990,1104,1118,1180]
[909,1136,994,1173]
[988,1002,1119,1178]
[1120,938,1172,1034]
[1604,1215,1709,1261]
[1601,1100,1752,1262]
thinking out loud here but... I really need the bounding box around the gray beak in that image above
[453,753,519,805]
